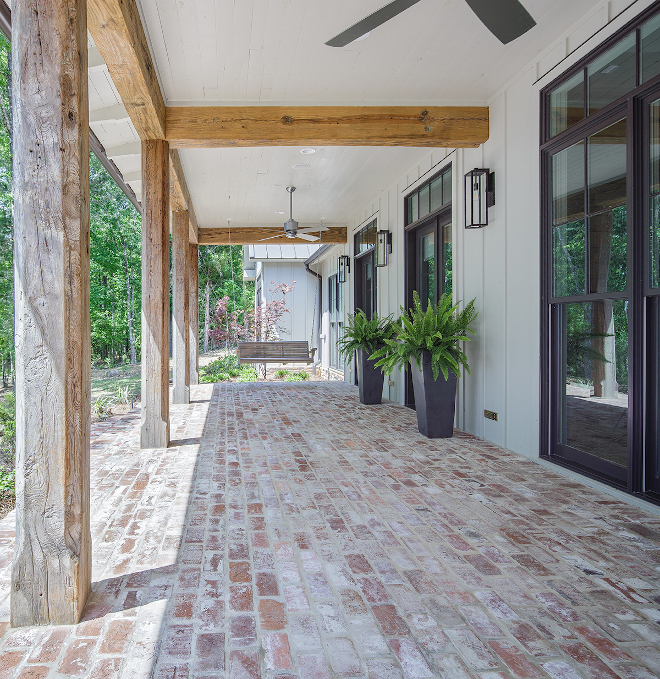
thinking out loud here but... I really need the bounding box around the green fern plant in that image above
[371,291,478,380]
[337,310,397,360]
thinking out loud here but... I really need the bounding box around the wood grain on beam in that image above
[12,0,91,626]
[166,106,488,148]
[87,0,165,139]
[170,149,198,243]
[172,211,190,405]
[198,226,347,245]
[141,140,170,449]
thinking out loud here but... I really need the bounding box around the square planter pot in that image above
[356,348,385,404]
[410,350,457,438]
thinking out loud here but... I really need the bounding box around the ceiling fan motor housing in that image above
[284,218,299,238]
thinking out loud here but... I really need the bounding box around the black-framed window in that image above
[541,1,660,502]
[328,274,344,369]
[403,164,453,405]
[354,219,377,320]
[547,6,660,139]
[407,166,452,225]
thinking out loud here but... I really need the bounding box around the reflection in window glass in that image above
[651,99,660,288]
[549,71,584,137]
[652,195,660,288]
[589,207,627,293]
[559,300,628,468]
[553,220,586,297]
[444,223,452,295]
[587,120,627,293]
[442,169,452,207]
[410,194,418,223]
[552,141,585,225]
[641,13,660,83]
[430,177,443,213]
[587,34,636,115]
[420,232,435,309]
[419,185,430,219]
[588,119,627,214]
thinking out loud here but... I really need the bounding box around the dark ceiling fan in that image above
[325,0,536,47]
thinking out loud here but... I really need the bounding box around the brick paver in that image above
[0,381,659,678]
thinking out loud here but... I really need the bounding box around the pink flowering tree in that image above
[209,281,295,345]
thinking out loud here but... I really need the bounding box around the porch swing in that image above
[232,192,320,374]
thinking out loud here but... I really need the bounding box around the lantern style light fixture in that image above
[338,255,350,283]
[376,230,392,267]
[464,168,495,228]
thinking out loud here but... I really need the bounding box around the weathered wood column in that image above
[172,211,190,404]
[141,140,170,448]
[189,242,199,386]
[11,0,91,626]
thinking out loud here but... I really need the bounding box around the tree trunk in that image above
[11,0,91,626]
[140,139,170,449]
[117,219,137,364]
[203,279,211,353]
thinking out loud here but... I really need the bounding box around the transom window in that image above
[406,165,452,225]
[548,10,660,138]
[354,219,377,255]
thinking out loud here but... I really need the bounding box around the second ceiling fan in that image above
[325,0,536,47]
[259,187,328,242]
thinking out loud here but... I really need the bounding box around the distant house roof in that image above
[248,244,321,261]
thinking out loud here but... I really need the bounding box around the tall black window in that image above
[542,3,660,500]
[354,220,377,320]
[329,274,344,369]
[403,164,452,405]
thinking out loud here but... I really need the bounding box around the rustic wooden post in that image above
[173,211,190,404]
[141,140,170,448]
[11,0,91,626]
[189,242,199,386]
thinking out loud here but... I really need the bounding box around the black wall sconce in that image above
[338,255,350,283]
[376,230,392,267]
[464,168,495,228]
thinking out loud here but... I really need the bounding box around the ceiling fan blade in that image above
[464,0,536,44]
[256,235,283,242]
[296,233,320,242]
[299,226,329,233]
[326,0,423,47]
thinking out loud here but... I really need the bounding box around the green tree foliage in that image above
[198,245,254,351]
[89,154,142,364]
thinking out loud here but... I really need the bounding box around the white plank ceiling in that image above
[81,0,629,227]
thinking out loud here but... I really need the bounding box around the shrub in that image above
[92,395,113,420]
[0,468,14,499]
[274,369,288,379]
[284,370,309,382]
[0,393,15,458]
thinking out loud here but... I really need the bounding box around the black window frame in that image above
[540,1,660,503]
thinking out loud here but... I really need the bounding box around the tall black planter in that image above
[356,348,385,404]
[410,351,457,438]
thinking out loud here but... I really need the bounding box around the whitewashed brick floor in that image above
[0,381,659,678]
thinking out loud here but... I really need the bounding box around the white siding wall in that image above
[261,262,320,348]
[314,0,652,459]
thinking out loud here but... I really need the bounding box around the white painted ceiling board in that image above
[179,145,433,228]
[138,0,620,105]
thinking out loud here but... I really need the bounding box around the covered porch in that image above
[1,381,660,678]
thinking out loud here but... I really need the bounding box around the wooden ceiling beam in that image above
[166,106,488,148]
[87,0,165,140]
[88,0,199,241]
[170,150,198,243]
[198,226,347,246]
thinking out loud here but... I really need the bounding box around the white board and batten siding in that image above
[250,245,321,349]
[312,0,648,461]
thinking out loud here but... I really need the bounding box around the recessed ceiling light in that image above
[355,31,371,41]
[292,163,311,170]
[275,211,286,215]
[300,148,316,154]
